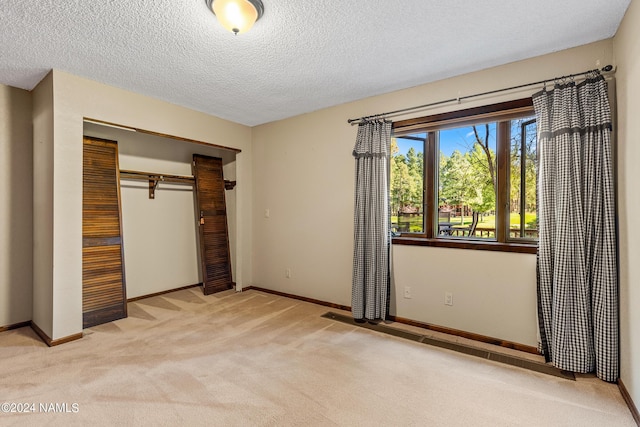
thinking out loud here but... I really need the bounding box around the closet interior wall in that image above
[83,122,237,299]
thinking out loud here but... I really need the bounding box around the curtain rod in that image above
[347,65,614,125]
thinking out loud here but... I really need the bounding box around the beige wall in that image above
[392,246,537,345]
[252,40,614,347]
[32,73,54,336]
[0,85,33,328]
[614,0,640,410]
[35,70,252,339]
[83,123,238,299]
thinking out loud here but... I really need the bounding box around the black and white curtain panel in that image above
[352,120,391,321]
[533,72,618,382]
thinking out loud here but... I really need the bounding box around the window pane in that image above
[509,117,538,240]
[390,134,425,233]
[437,123,497,239]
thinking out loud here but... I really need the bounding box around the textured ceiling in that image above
[0,0,631,126]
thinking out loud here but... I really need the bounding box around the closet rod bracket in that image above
[149,176,164,199]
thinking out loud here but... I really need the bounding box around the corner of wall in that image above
[31,72,55,338]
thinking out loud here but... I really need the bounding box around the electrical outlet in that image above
[404,286,412,299]
[264,209,270,218]
[444,292,453,306]
[285,268,291,279]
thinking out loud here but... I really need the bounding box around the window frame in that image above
[391,98,537,254]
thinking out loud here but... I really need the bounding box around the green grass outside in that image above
[392,212,537,233]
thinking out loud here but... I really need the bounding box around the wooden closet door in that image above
[193,155,233,295]
[82,136,127,328]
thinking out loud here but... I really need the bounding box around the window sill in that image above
[391,236,537,254]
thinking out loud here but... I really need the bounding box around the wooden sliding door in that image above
[193,154,233,295]
[82,136,127,328]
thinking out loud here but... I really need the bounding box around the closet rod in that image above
[120,169,194,199]
[347,65,614,125]
[119,169,195,184]
[119,169,236,199]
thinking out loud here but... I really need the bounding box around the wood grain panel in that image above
[193,155,233,295]
[82,245,124,311]
[82,137,127,328]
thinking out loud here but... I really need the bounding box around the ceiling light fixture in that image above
[205,0,264,35]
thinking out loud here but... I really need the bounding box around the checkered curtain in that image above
[533,72,618,382]
[352,120,391,321]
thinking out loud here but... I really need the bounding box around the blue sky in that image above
[395,124,497,157]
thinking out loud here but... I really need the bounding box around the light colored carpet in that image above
[0,288,634,426]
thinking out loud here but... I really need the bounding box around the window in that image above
[391,134,425,233]
[509,118,538,239]
[390,99,538,252]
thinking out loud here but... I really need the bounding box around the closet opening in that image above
[82,119,239,327]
